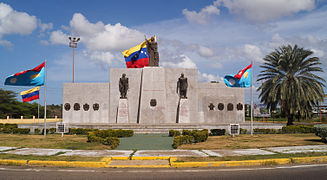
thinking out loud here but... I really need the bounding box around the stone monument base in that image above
[117,99,129,123]
[178,99,190,123]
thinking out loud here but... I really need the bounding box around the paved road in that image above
[1,164,327,180]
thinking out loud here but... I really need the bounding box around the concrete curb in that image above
[0,156,327,168]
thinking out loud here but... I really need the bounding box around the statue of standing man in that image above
[145,36,159,66]
[119,73,128,99]
[177,73,188,99]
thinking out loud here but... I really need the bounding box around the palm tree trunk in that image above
[287,114,294,125]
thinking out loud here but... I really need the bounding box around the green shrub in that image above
[182,130,192,136]
[103,137,120,149]
[49,128,56,134]
[282,125,314,134]
[313,124,327,142]
[0,123,3,128]
[1,127,12,134]
[34,128,41,134]
[12,128,30,134]
[172,135,194,149]
[4,124,18,129]
[254,128,281,134]
[240,128,248,134]
[42,129,49,134]
[172,129,208,149]
[169,130,181,137]
[69,128,94,135]
[210,129,225,136]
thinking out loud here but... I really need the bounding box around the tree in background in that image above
[0,89,62,118]
[257,45,325,125]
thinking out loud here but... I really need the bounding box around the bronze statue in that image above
[119,73,128,99]
[177,73,188,99]
[145,36,159,66]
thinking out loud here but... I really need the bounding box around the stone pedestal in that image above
[117,99,129,123]
[178,99,190,123]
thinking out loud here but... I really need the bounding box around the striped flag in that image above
[20,87,40,102]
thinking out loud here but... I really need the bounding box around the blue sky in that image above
[0,0,327,105]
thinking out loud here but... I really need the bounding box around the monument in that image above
[146,36,159,67]
[62,37,245,132]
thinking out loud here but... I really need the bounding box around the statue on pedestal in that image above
[177,73,188,99]
[145,36,159,66]
[119,73,128,99]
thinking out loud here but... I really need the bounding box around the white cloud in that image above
[49,30,69,45]
[182,4,220,24]
[311,48,324,57]
[161,54,197,69]
[198,45,214,57]
[83,50,115,65]
[0,39,12,47]
[39,22,53,32]
[40,40,49,45]
[243,44,264,62]
[218,0,315,22]
[69,13,144,51]
[0,3,37,46]
[199,72,223,82]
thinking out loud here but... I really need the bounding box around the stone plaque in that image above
[150,99,157,107]
[64,103,70,111]
[74,103,80,111]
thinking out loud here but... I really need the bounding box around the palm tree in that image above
[257,45,325,125]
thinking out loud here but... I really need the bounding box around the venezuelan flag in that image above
[21,87,40,102]
[224,64,252,88]
[122,40,150,68]
[4,62,45,86]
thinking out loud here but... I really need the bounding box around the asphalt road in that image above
[0,164,327,180]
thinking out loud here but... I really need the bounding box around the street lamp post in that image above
[68,37,80,83]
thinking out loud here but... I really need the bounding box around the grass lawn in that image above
[0,134,110,150]
[179,134,325,150]
[0,153,102,162]
[177,152,327,162]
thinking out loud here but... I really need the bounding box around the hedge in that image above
[68,128,134,137]
[169,130,181,137]
[210,129,225,136]
[281,125,314,133]
[87,131,120,149]
[172,129,209,149]
[313,124,327,142]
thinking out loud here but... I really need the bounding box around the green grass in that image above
[116,133,173,150]
[177,152,327,162]
[0,134,110,150]
[0,153,103,161]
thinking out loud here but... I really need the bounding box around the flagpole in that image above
[44,60,47,137]
[250,60,254,136]
[38,98,39,123]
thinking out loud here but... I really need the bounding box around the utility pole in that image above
[68,37,80,83]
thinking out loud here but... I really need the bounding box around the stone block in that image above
[178,99,190,123]
[117,99,129,123]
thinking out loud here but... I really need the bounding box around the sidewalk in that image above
[1,145,327,168]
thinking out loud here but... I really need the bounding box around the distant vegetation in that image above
[0,88,62,118]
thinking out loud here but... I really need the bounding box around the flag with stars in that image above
[224,64,252,88]
[122,39,150,68]
[4,62,45,86]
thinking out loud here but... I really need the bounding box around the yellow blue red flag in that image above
[122,39,150,68]
[20,86,40,102]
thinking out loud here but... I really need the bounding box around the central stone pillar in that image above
[139,67,167,124]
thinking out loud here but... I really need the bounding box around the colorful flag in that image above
[224,64,252,87]
[122,39,150,68]
[20,86,40,102]
[4,62,45,86]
